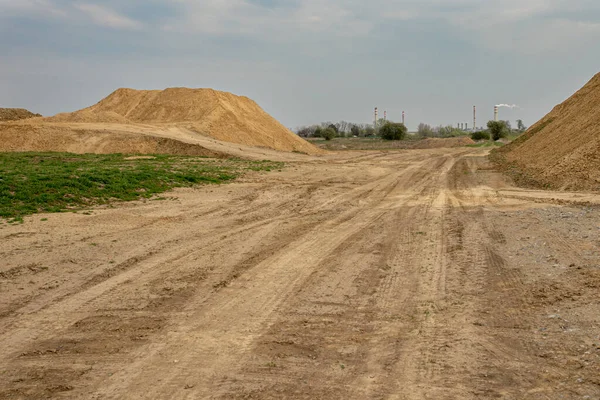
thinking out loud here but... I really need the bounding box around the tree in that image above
[338,121,350,134]
[364,126,376,137]
[350,125,360,137]
[327,124,338,134]
[517,119,527,131]
[418,123,434,137]
[375,118,387,132]
[380,122,407,141]
[322,127,336,141]
[487,120,509,141]
[436,125,463,138]
[313,126,323,138]
[296,126,314,138]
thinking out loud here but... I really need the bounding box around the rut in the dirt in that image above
[1,149,600,400]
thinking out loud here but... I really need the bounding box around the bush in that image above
[471,130,491,141]
[487,121,509,141]
[364,126,375,137]
[380,122,407,141]
[322,127,336,141]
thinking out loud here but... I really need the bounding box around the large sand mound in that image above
[43,88,320,154]
[496,72,600,190]
[0,108,41,122]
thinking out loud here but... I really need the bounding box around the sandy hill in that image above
[496,72,600,190]
[43,88,320,155]
[0,108,41,122]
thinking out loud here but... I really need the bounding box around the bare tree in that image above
[418,123,434,137]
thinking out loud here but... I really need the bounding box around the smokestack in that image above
[473,106,476,131]
[384,110,387,121]
[374,107,378,129]
[402,111,405,125]
[494,105,499,122]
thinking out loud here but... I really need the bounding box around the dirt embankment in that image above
[31,88,322,155]
[494,72,600,191]
[0,124,227,157]
[411,136,475,149]
[0,108,41,122]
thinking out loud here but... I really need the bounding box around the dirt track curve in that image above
[2,148,600,399]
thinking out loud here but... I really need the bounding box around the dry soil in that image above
[1,148,599,399]
[0,109,41,122]
[497,72,600,191]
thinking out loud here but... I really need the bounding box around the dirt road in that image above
[1,148,600,399]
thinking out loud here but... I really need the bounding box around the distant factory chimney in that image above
[494,105,499,122]
[473,106,477,130]
[384,110,387,121]
[402,111,405,125]
[374,107,378,129]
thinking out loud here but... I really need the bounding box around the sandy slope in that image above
[1,148,599,399]
[498,72,600,190]
[36,87,322,155]
[0,108,41,122]
[0,122,322,160]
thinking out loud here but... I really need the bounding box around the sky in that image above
[1,0,599,131]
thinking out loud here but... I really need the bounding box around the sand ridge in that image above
[0,108,41,122]
[498,72,600,190]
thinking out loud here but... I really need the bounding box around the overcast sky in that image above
[1,0,599,130]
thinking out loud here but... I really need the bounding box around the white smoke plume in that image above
[495,104,520,109]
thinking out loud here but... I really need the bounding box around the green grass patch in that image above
[466,142,505,148]
[0,152,283,222]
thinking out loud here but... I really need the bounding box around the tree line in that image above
[296,121,377,139]
[296,119,408,141]
[296,118,527,142]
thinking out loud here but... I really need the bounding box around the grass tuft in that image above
[0,152,283,221]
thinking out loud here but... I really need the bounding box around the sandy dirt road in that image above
[1,148,600,399]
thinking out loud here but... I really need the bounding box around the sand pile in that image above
[44,88,320,154]
[0,124,226,157]
[495,72,600,190]
[0,108,41,122]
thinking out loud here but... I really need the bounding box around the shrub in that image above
[380,122,408,141]
[471,130,491,141]
[487,120,509,141]
[322,127,336,141]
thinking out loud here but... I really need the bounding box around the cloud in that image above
[162,0,373,38]
[0,0,66,18]
[157,0,600,54]
[75,3,143,30]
